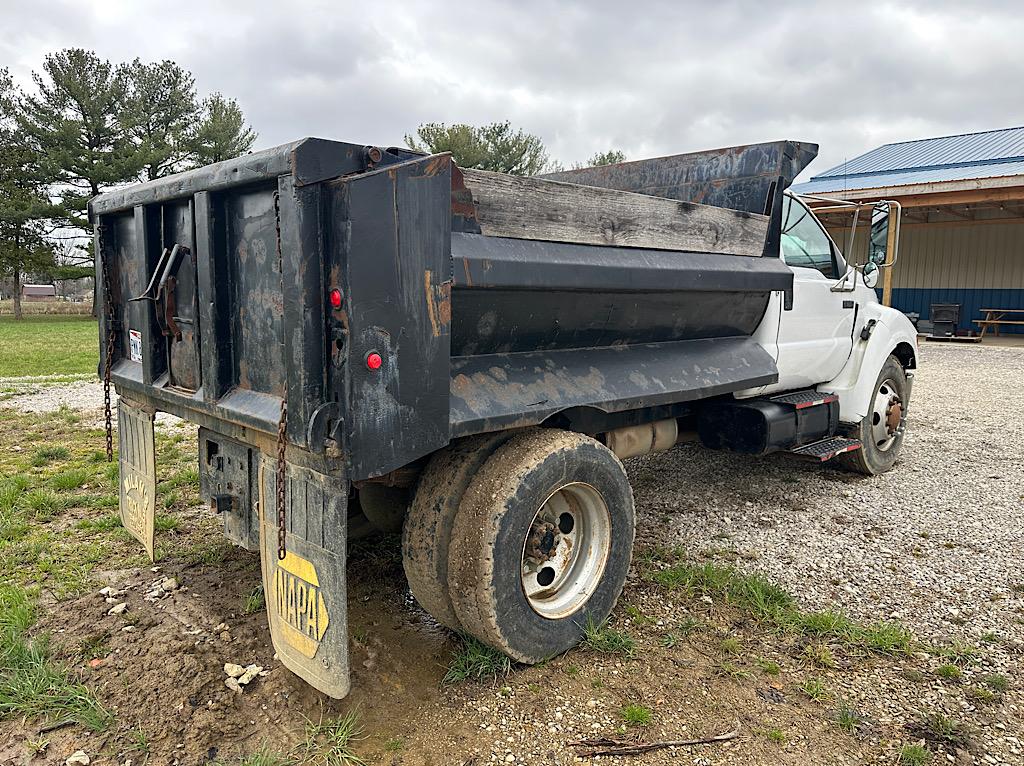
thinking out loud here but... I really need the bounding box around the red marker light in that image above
[365,351,383,370]
[328,288,343,310]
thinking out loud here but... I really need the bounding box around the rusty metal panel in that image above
[277,176,326,448]
[330,155,453,480]
[224,184,285,396]
[194,191,232,402]
[541,140,818,215]
[449,337,778,436]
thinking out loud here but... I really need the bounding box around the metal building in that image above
[792,126,1024,334]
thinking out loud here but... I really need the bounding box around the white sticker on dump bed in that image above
[129,329,142,363]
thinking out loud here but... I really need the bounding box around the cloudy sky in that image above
[3,0,1023,179]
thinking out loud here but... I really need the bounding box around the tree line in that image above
[0,49,256,318]
[1,51,625,321]
[405,121,625,176]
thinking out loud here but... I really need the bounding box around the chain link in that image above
[273,192,288,560]
[101,240,115,462]
[276,398,288,560]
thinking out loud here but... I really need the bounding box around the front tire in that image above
[837,354,909,475]
[448,429,635,663]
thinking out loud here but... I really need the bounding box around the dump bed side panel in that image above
[540,140,818,214]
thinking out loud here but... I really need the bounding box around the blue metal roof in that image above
[792,126,1024,195]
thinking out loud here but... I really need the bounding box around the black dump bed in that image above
[90,138,816,480]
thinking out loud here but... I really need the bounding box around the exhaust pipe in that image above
[604,419,678,459]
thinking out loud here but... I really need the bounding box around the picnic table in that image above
[974,308,1024,339]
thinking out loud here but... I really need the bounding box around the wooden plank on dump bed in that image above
[460,168,767,256]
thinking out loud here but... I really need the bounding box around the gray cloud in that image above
[3,0,1022,178]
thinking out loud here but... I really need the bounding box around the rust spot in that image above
[238,359,252,390]
[450,165,478,219]
[423,270,452,337]
[424,154,450,177]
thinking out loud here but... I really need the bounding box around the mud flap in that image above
[117,398,157,561]
[258,455,350,698]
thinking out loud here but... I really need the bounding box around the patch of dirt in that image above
[0,532,916,766]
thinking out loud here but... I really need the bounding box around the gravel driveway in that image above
[630,342,1024,649]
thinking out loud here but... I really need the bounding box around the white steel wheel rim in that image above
[520,482,612,620]
[870,378,902,452]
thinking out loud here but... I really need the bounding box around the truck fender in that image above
[820,304,918,423]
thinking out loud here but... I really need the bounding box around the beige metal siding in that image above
[892,220,1024,290]
[825,219,1024,290]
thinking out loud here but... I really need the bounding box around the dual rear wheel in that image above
[402,429,635,663]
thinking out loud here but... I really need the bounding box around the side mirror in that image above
[862,261,879,289]
[868,202,889,265]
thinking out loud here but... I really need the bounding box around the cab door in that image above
[772,194,855,390]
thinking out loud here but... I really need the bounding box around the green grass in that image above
[0,583,111,730]
[295,712,366,766]
[581,617,636,657]
[979,673,1009,692]
[243,585,266,615]
[929,639,978,666]
[803,642,837,669]
[32,446,70,467]
[935,663,961,681]
[0,316,98,377]
[907,712,970,750]
[647,557,914,655]
[898,743,932,765]
[757,726,786,744]
[800,677,829,702]
[835,704,864,734]
[620,703,652,726]
[224,744,290,766]
[443,636,512,685]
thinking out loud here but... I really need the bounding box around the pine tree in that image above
[122,59,198,180]
[18,48,138,230]
[188,93,257,166]
[0,69,60,319]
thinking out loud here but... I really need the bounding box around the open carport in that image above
[794,126,1024,337]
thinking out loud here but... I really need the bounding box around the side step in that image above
[790,436,861,462]
[769,390,838,409]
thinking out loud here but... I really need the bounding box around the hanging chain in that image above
[101,242,116,462]
[273,191,288,560]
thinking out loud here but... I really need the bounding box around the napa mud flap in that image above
[258,455,350,698]
[117,398,157,561]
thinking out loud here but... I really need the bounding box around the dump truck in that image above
[90,137,917,698]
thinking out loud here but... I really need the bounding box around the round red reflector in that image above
[366,351,383,370]
[329,288,343,310]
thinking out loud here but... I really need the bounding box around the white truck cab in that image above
[742,192,918,474]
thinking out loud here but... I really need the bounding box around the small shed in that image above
[792,126,1024,334]
[22,284,56,301]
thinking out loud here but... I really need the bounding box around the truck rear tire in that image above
[402,432,518,630]
[837,354,909,475]
[448,429,635,663]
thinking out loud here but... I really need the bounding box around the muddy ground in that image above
[1,342,1021,766]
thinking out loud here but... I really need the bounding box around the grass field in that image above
[0,316,98,378]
